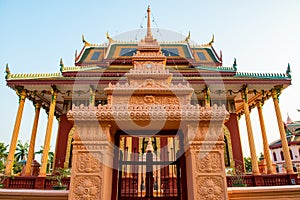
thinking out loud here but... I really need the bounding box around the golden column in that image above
[24,101,41,176]
[5,89,27,175]
[39,87,58,176]
[89,86,95,106]
[203,85,211,107]
[256,99,274,174]
[272,87,294,174]
[241,87,260,175]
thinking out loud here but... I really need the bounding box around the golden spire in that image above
[147,5,152,37]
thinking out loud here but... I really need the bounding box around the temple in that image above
[4,6,296,200]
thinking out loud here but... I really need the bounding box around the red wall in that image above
[225,113,245,171]
[54,114,73,168]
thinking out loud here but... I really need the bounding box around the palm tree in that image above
[14,140,29,162]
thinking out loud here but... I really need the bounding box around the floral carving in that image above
[196,153,221,173]
[197,176,224,200]
[73,176,102,200]
[76,153,102,173]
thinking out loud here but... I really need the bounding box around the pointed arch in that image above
[64,127,75,168]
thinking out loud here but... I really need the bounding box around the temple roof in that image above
[4,6,292,117]
[269,121,300,149]
[74,40,222,67]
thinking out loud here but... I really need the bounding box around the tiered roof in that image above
[5,7,292,117]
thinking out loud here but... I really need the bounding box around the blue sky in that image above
[1,0,300,158]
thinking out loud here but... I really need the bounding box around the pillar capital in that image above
[16,89,27,102]
[241,86,248,102]
[34,101,42,110]
[50,85,58,102]
[271,86,282,100]
[255,99,264,108]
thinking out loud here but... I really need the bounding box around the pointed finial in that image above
[59,58,64,73]
[233,58,237,71]
[185,31,191,42]
[106,32,113,43]
[147,5,152,37]
[286,63,291,78]
[208,34,214,46]
[5,63,11,79]
[75,50,78,60]
[220,50,223,61]
[82,34,90,46]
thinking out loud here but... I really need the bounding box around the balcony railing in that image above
[2,174,298,189]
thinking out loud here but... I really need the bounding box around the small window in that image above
[290,149,294,160]
[120,48,137,56]
[162,48,179,56]
[91,52,101,60]
[280,151,284,161]
[197,52,207,60]
[273,152,277,161]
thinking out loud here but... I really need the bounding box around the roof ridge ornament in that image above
[60,58,64,73]
[208,34,214,46]
[185,31,191,42]
[106,32,114,43]
[82,34,90,46]
[233,58,237,71]
[5,63,11,80]
[286,63,291,78]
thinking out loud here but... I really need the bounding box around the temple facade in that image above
[269,117,300,174]
[4,6,296,200]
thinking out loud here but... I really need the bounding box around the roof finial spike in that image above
[233,58,237,71]
[82,34,90,46]
[220,50,223,61]
[5,63,11,80]
[185,31,191,42]
[208,34,214,46]
[286,63,291,78]
[75,50,78,60]
[59,58,64,73]
[106,32,113,43]
[147,5,152,37]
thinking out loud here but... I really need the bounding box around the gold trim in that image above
[223,125,234,168]
[64,127,75,168]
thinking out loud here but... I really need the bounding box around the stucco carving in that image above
[68,104,229,122]
[196,153,221,173]
[76,152,102,173]
[73,176,102,200]
[197,176,224,200]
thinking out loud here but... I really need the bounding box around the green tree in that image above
[244,157,252,173]
[0,143,8,172]
[35,146,54,173]
[14,140,29,162]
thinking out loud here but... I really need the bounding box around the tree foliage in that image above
[244,157,252,173]
[14,140,29,162]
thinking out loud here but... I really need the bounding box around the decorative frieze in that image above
[68,104,229,122]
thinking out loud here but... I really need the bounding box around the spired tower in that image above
[68,6,229,200]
